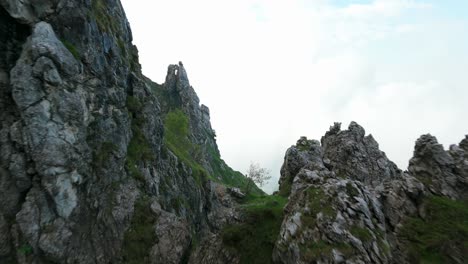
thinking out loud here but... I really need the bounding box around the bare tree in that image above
[245,162,271,194]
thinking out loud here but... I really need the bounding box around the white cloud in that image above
[121,0,468,193]
[337,0,431,18]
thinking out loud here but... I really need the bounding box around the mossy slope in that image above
[221,195,287,264]
[399,196,468,263]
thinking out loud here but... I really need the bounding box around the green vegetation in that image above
[117,38,127,57]
[125,96,154,181]
[296,144,311,152]
[18,244,33,255]
[61,39,80,60]
[170,196,189,213]
[91,0,119,33]
[151,82,263,193]
[149,82,180,110]
[300,187,335,242]
[122,197,157,264]
[346,182,360,198]
[163,109,260,191]
[300,241,353,262]
[301,187,335,226]
[126,96,142,113]
[93,141,117,170]
[416,175,433,187]
[206,144,263,195]
[164,109,209,185]
[378,238,391,255]
[278,177,293,197]
[399,196,468,263]
[222,195,287,264]
[350,226,373,243]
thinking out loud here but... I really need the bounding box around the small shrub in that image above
[126,96,143,114]
[61,39,80,60]
[18,244,33,255]
[125,96,154,181]
[122,197,158,264]
[346,182,360,198]
[221,195,287,264]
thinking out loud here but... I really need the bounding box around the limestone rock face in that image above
[273,122,467,264]
[2,0,466,263]
[189,233,241,264]
[0,1,249,263]
[409,134,468,200]
[321,122,401,187]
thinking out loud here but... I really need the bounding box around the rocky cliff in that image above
[0,1,260,263]
[1,1,467,264]
[273,122,467,264]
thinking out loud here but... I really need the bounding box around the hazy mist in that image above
[121,0,468,193]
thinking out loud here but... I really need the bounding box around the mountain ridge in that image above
[0,1,466,263]
[0,1,260,263]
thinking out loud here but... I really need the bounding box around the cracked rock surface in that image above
[0,1,252,263]
[273,122,467,264]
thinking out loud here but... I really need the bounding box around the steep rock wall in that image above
[0,1,252,263]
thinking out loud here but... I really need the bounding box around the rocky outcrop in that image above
[273,122,467,263]
[409,134,468,200]
[2,1,466,263]
[0,1,252,263]
[189,233,241,264]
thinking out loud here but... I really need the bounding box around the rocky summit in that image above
[0,1,467,264]
[274,122,467,264]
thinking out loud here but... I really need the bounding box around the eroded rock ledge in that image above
[273,122,467,264]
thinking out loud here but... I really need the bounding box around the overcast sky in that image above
[121,0,468,193]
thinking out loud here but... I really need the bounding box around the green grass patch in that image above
[163,109,210,185]
[18,244,33,255]
[222,195,287,264]
[149,82,180,110]
[300,187,335,230]
[122,196,158,264]
[350,226,373,243]
[300,241,353,262]
[91,0,119,33]
[296,144,310,152]
[416,175,433,187]
[117,37,127,57]
[378,238,391,255]
[399,196,468,263]
[61,39,80,60]
[239,194,287,210]
[307,187,335,216]
[205,144,263,195]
